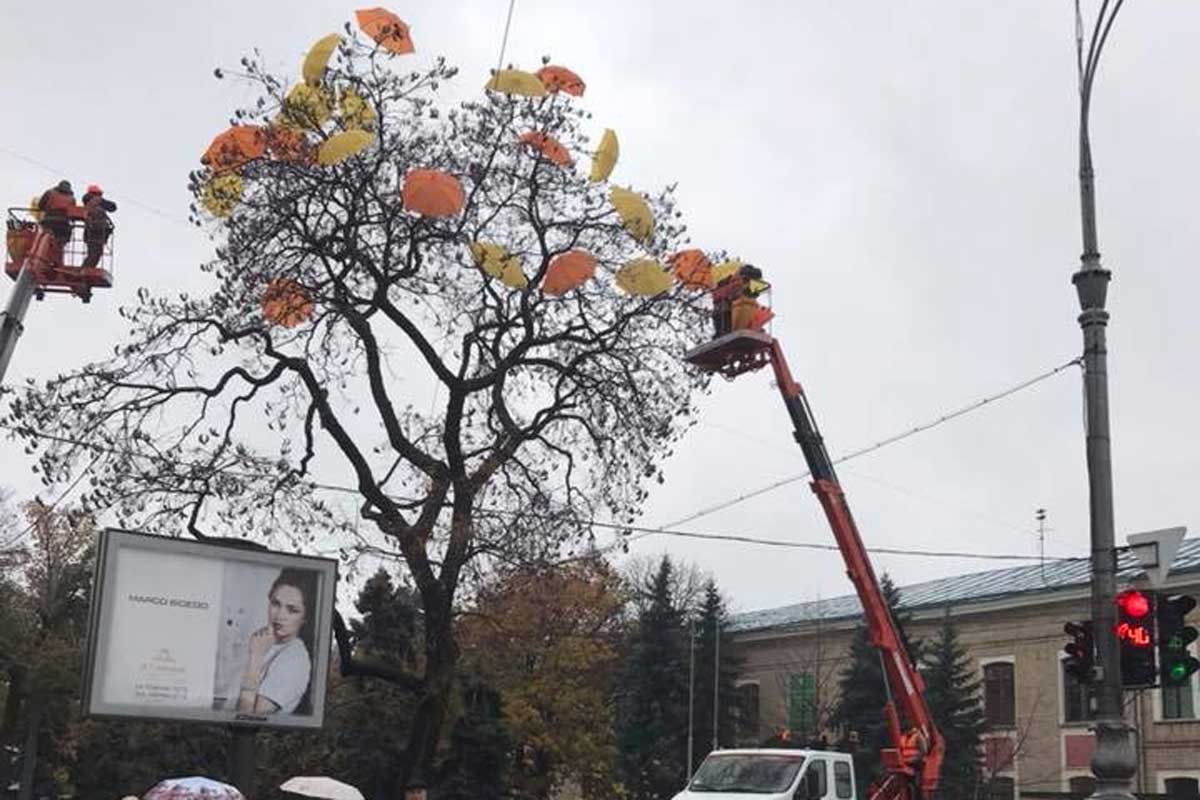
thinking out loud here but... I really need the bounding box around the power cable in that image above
[0,452,101,551]
[494,0,518,74]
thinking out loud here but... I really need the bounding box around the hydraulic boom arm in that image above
[767,339,944,800]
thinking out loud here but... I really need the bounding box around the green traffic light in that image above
[1170,662,1188,682]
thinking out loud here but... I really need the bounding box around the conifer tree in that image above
[691,579,741,772]
[924,613,986,800]
[831,574,921,798]
[616,556,689,800]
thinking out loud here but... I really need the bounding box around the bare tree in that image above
[3,30,712,787]
[623,553,710,616]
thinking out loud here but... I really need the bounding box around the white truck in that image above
[672,749,857,800]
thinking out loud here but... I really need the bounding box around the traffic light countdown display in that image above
[1157,593,1199,687]
[1115,589,1157,688]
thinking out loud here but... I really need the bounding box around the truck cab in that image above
[673,749,856,800]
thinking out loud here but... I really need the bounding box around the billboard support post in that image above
[229,725,258,799]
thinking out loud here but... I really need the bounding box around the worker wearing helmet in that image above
[80,184,116,269]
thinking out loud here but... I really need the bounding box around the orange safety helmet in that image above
[86,184,103,195]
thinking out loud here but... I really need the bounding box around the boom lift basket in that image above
[5,207,114,302]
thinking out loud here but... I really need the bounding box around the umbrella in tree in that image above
[200,173,243,217]
[589,128,618,182]
[536,64,586,96]
[669,249,713,289]
[542,249,596,295]
[280,776,365,800]
[355,7,415,54]
[261,277,314,327]
[143,777,243,799]
[470,241,528,288]
[302,33,342,85]
[338,87,376,130]
[318,129,374,165]
[201,126,266,173]
[402,169,464,217]
[616,258,672,296]
[485,69,547,97]
[518,131,572,166]
[608,186,653,242]
[710,258,741,285]
[283,83,332,129]
[265,125,315,164]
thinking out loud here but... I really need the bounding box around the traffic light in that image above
[1157,593,1199,687]
[1115,589,1157,688]
[1063,620,1095,683]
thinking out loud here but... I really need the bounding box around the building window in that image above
[988,775,1015,800]
[1062,661,1097,723]
[984,662,1015,727]
[787,672,817,736]
[736,682,760,743]
[1164,777,1200,799]
[1068,776,1096,797]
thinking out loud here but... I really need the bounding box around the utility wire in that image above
[494,0,518,74]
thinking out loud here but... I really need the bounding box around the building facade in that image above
[729,541,1200,797]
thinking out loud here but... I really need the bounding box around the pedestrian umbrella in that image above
[470,241,528,288]
[280,776,365,800]
[518,132,572,166]
[669,249,713,289]
[143,777,243,799]
[317,130,374,165]
[201,126,267,173]
[355,8,415,54]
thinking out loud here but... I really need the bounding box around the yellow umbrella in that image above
[338,88,376,130]
[201,173,243,217]
[317,129,374,165]
[589,128,618,182]
[615,258,672,296]
[283,83,332,129]
[609,187,654,242]
[469,242,527,288]
[485,69,547,97]
[710,259,741,285]
[302,34,342,85]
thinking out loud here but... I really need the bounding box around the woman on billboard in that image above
[237,568,315,714]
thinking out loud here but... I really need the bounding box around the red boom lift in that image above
[1,205,113,383]
[685,270,944,800]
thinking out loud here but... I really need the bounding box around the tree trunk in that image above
[398,597,459,795]
[0,666,25,742]
[16,704,41,800]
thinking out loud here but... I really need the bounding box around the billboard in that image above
[82,528,338,729]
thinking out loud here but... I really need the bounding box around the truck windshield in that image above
[688,753,807,794]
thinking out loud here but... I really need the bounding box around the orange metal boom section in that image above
[766,339,944,800]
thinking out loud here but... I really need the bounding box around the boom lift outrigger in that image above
[684,269,944,800]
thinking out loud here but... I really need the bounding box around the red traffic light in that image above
[1117,589,1151,618]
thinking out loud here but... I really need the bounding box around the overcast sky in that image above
[2,1,1199,615]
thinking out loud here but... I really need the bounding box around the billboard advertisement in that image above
[82,529,338,729]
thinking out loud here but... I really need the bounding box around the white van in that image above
[671,748,857,800]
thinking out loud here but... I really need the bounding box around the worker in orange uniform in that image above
[80,184,117,268]
[899,726,929,769]
[711,263,770,337]
[36,180,75,244]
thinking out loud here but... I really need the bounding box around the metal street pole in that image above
[1073,4,1136,799]
[687,618,696,781]
[712,618,720,751]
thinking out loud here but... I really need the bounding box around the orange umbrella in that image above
[402,169,464,217]
[355,7,415,54]
[542,250,596,295]
[536,65,586,96]
[201,126,267,173]
[261,278,314,328]
[518,132,572,166]
[265,125,315,164]
[669,249,713,289]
